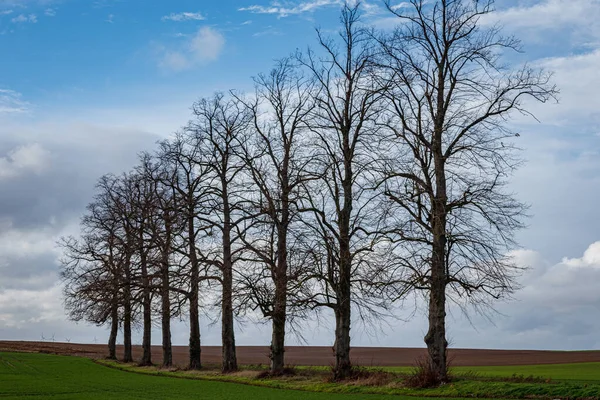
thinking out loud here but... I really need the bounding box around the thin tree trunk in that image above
[161,219,172,367]
[107,299,118,360]
[221,199,237,373]
[123,281,133,363]
[188,206,201,370]
[140,239,152,366]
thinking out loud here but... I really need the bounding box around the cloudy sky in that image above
[0,0,599,351]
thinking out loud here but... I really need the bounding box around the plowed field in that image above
[2,340,599,367]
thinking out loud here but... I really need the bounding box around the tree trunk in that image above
[424,268,447,382]
[426,193,448,382]
[333,274,352,379]
[140,242,152,366]
[221,206,237,373]
[107,300,118,360]
[161,229,172,367]
[123,267,133,363]
[221,268,237,373]
[334,215,352,380]
[270,230,288,374]
[188,207,202,370]
[333,136,353,380]
[425,100,449,382]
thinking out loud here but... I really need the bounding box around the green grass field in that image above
[0,352,433,400]
[385,363,600,382]
[2,351,599,399]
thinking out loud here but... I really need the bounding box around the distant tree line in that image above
[59,0,556,382]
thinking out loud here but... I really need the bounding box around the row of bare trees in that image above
[60,0,556,382]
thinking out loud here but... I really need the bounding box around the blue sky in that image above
[0,0,353,112]
[1,0,600,351]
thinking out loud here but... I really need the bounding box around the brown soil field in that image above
[1,340,599,367]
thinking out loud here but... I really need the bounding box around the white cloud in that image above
[0,10,13,15]
[252,26,282,37]
[0,89,29,114]
[517,49,600,124]
[489,0,600,31]
[562,242,600,268]
[0,225,58,261]
[239,0,341,18]
[0,285,64,329]
[0,143,51,180]
[515,242,600,318]
[162,11,205,22]
[189,26,224,61]
[160,50,191,71]
[158,27,225,72]
[11,13,37,23]
[44,8,56,17]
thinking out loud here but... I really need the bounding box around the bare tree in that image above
[60,230,119,358]
[377,0,558,382]
[159,135,213,370]
[103,173,140,364]
[188,93,251,373]
[235,58,315,374]
[127,163,157,367]
[139,153,184,368]
[297,4,386,380]
[60,174,133,361]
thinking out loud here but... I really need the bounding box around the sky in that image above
[0,0,599,352]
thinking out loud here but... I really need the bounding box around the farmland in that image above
[0,352,421,400]
[1,342,599,399]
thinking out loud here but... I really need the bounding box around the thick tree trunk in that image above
[123,268,133,363]
[425,100,449,382]
[107,300,118,360]
[187,209,202,370]
[221,206,237,373]
[221,269,237,373]
[333,137,354,380]
[424,266,447,382]
[270,231,288,374]
[333,304,352,379]
[160,217,173,367]
[140,244,152,366]
[334,203,352,380]
[426,194,448,381]
[189,291,201,369]
[161,294,172,367]
[161,234,172,367]
[333,256,352,380]
[270,306,286,374]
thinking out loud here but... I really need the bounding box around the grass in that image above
[384,363,600,382]
[2,351,599,399]
[98,359,600,399]
[0,352,439,400]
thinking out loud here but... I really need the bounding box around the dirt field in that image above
[1,340,599,367]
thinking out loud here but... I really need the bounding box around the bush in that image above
[404,357,450,388]
[256,367,297,379]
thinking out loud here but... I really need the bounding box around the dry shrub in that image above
[326,366,394,386]
[404,357,450,388]
[256,367,297,379]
